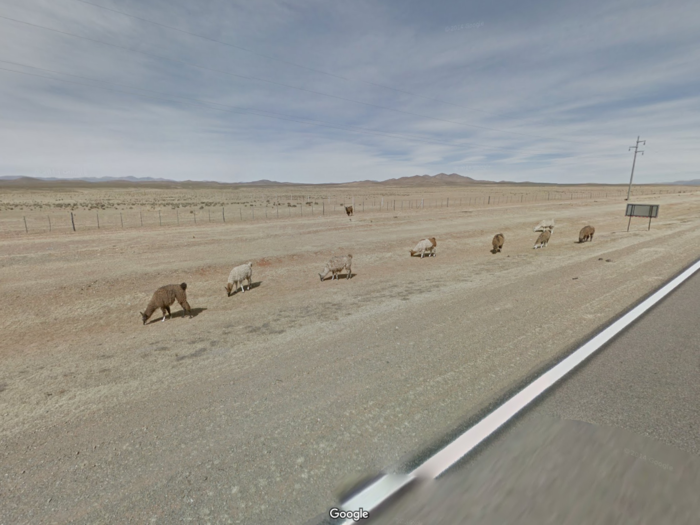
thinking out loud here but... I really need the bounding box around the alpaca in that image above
[579,226,595,243]
[410,238,437,258]
[492,233,505,253]
[141,283,192,324]
[533,229,551,249]
[225,262,253,296]
[319,254,353,281]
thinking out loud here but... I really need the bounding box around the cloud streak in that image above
[0,0,698,183]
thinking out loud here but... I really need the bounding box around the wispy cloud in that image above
[0,0,698,183]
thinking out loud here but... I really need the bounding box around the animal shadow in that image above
[228,281,262,296]
[320,273,355,282]
[144,307,207,325]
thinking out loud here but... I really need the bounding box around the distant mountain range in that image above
[1,173,698,186]
[0,175,175,183]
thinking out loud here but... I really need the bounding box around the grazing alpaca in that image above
[141,283,192,324]
[345,206,354,217]
[410,238,437,258]
[225,262,253,296]
[319,254,353,281]
[533,229,551,249]
[492,233,505,253]
[579,226,595,243]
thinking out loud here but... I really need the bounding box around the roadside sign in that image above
[625,203,659,231]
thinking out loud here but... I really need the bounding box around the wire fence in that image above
[1,187,694,236]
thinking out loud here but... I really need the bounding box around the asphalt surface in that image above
[354,267,700,525]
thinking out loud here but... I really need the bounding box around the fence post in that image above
[208,209,211,222]
[96,211,100,229]
[422,199,424,208]
[488,195,491,205]
[71,212,76,231]
[159,210,162,226]
[120,212,124,228]
[140,211,143,226]
[222,207,225,223]
[48,215,51,232]
[23,216,28,233]
[193,211,196,224]
[240,208,243,221]
[252,208,254,220]
[447,198,449,208]
[277,206,279,218]
[323,202,325,216]
[176,209,179,226]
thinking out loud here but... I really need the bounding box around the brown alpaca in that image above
[141,283,192,324]
[492,233,504,253]
[533,229,551,249]
[579,226,595,243]
[345,206,354,217]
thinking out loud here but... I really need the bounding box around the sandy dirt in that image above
[1,184,699,524]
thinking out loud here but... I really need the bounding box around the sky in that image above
[0,0,698,184]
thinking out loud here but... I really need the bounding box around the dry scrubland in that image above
[1,182,699,524]
[0,182,690,235]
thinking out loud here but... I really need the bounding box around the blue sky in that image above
[0,0,698,183]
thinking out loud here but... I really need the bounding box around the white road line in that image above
[339,258,700,523]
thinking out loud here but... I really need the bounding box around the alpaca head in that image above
[140,311,148,325]
[225,283,233,296]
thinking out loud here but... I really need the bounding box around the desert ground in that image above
[1,182,699,524]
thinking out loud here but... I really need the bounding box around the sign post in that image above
[625,204,659,232]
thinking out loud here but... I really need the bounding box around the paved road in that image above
[349,268,700,524]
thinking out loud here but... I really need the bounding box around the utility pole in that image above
[626,136,645,201]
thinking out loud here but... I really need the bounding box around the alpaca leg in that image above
[240,281,244,293]
[165,305,172,319]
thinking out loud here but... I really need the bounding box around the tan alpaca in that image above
[410,237,437,258]
[533,229,551,249]
[579,226,595,243]
[319,254,353,281]
[492,233,505,253]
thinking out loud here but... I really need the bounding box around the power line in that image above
[625,136,645,201]
[0,13,588,145]
[0,62,525,151]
